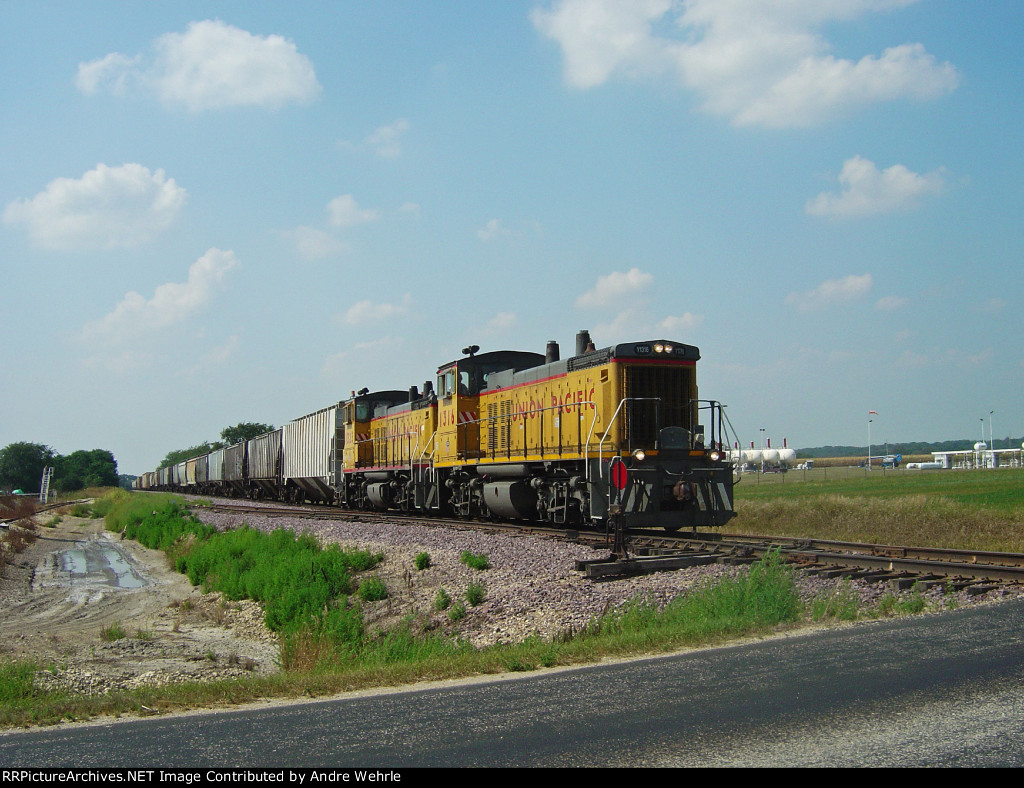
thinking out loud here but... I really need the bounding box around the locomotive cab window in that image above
[438,369,457,398]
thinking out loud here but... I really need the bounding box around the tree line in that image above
[0,443,117,494]
[0,423,274,495]
[796,437,1024,458]
[158,422,274,469]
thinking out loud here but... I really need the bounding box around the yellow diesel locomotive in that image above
[338,330,735,531]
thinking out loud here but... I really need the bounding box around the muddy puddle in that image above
[33,535,150,593]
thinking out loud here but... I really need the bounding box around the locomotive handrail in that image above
[415,429,438,484]
[471,400,599,463]
[591,397,662,485]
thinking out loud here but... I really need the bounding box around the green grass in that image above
[460,551,490,570]
[465,582,486,607]
[357,577,389,602]
[432,588,451,611]
[0,661,40,704]
[101,491,383,663]
[733,467,1024,552]
[585,551,801,647]
[808,580,861,622]
[447,602,466,621]
[99,623,127,642]
[414,552,431,571]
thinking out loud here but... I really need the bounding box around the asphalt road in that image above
[3,598,1023,767]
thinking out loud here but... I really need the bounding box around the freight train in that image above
[136,331,737,532]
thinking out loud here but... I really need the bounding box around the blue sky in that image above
[2,1,1022,474]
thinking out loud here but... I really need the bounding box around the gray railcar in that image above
[207,449,225,495]
[223,442,246,495]
[247,429,282,498]
[282,404,343,502]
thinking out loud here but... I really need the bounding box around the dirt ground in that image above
[0,513,279,694]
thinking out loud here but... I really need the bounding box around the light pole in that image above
[988,410,995,468]
[868,411,878,470]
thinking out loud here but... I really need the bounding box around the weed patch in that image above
[587,551,801,647]
[433,588,451,612]
[0,661,40,704]
[810,580,861,622]
[357,577,388,602]
[100,623,127,642]
[447,602,466,622]
[460,551,490,570]
[465,582,486,607]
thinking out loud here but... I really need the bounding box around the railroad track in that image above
[0,498,90,527]
[626,531,1024,592]
[189,497,1024,591]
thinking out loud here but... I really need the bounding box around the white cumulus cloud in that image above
[365,119,410,158]
[786,273,873,312]
[575,268,704,341]
[477,219,511,242]
[341,296,411,326]
[3,163,186,251]
[576,267,653,309]
[327,195,378,227]
[76,52,141,95]
[876,295,908,311]
[806,156,945,218]
[660,313,704,333]
[338,119,411,158]
[532,0,959,127]
[82,248,239,340]
[289,226,351,260]
[187,334,240,374]
[76,19,321,111]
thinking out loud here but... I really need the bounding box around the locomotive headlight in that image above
[663,344,673,353]
[653,343,664,353]
[709,450,722,462]
[632,449,646,462]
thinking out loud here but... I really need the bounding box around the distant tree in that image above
[0,442,57,493]
[220,422,275,446]
[155,423,274,470]
[118,474,138,490]
[159,442,224,469]
[54,449,118,492]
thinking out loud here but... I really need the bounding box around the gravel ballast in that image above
[192,508,1022,649]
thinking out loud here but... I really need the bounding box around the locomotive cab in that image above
[434,350,544,465]
[341,389,409,469]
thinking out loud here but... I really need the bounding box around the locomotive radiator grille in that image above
[623,365,694,447]
[486,399,513,457]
